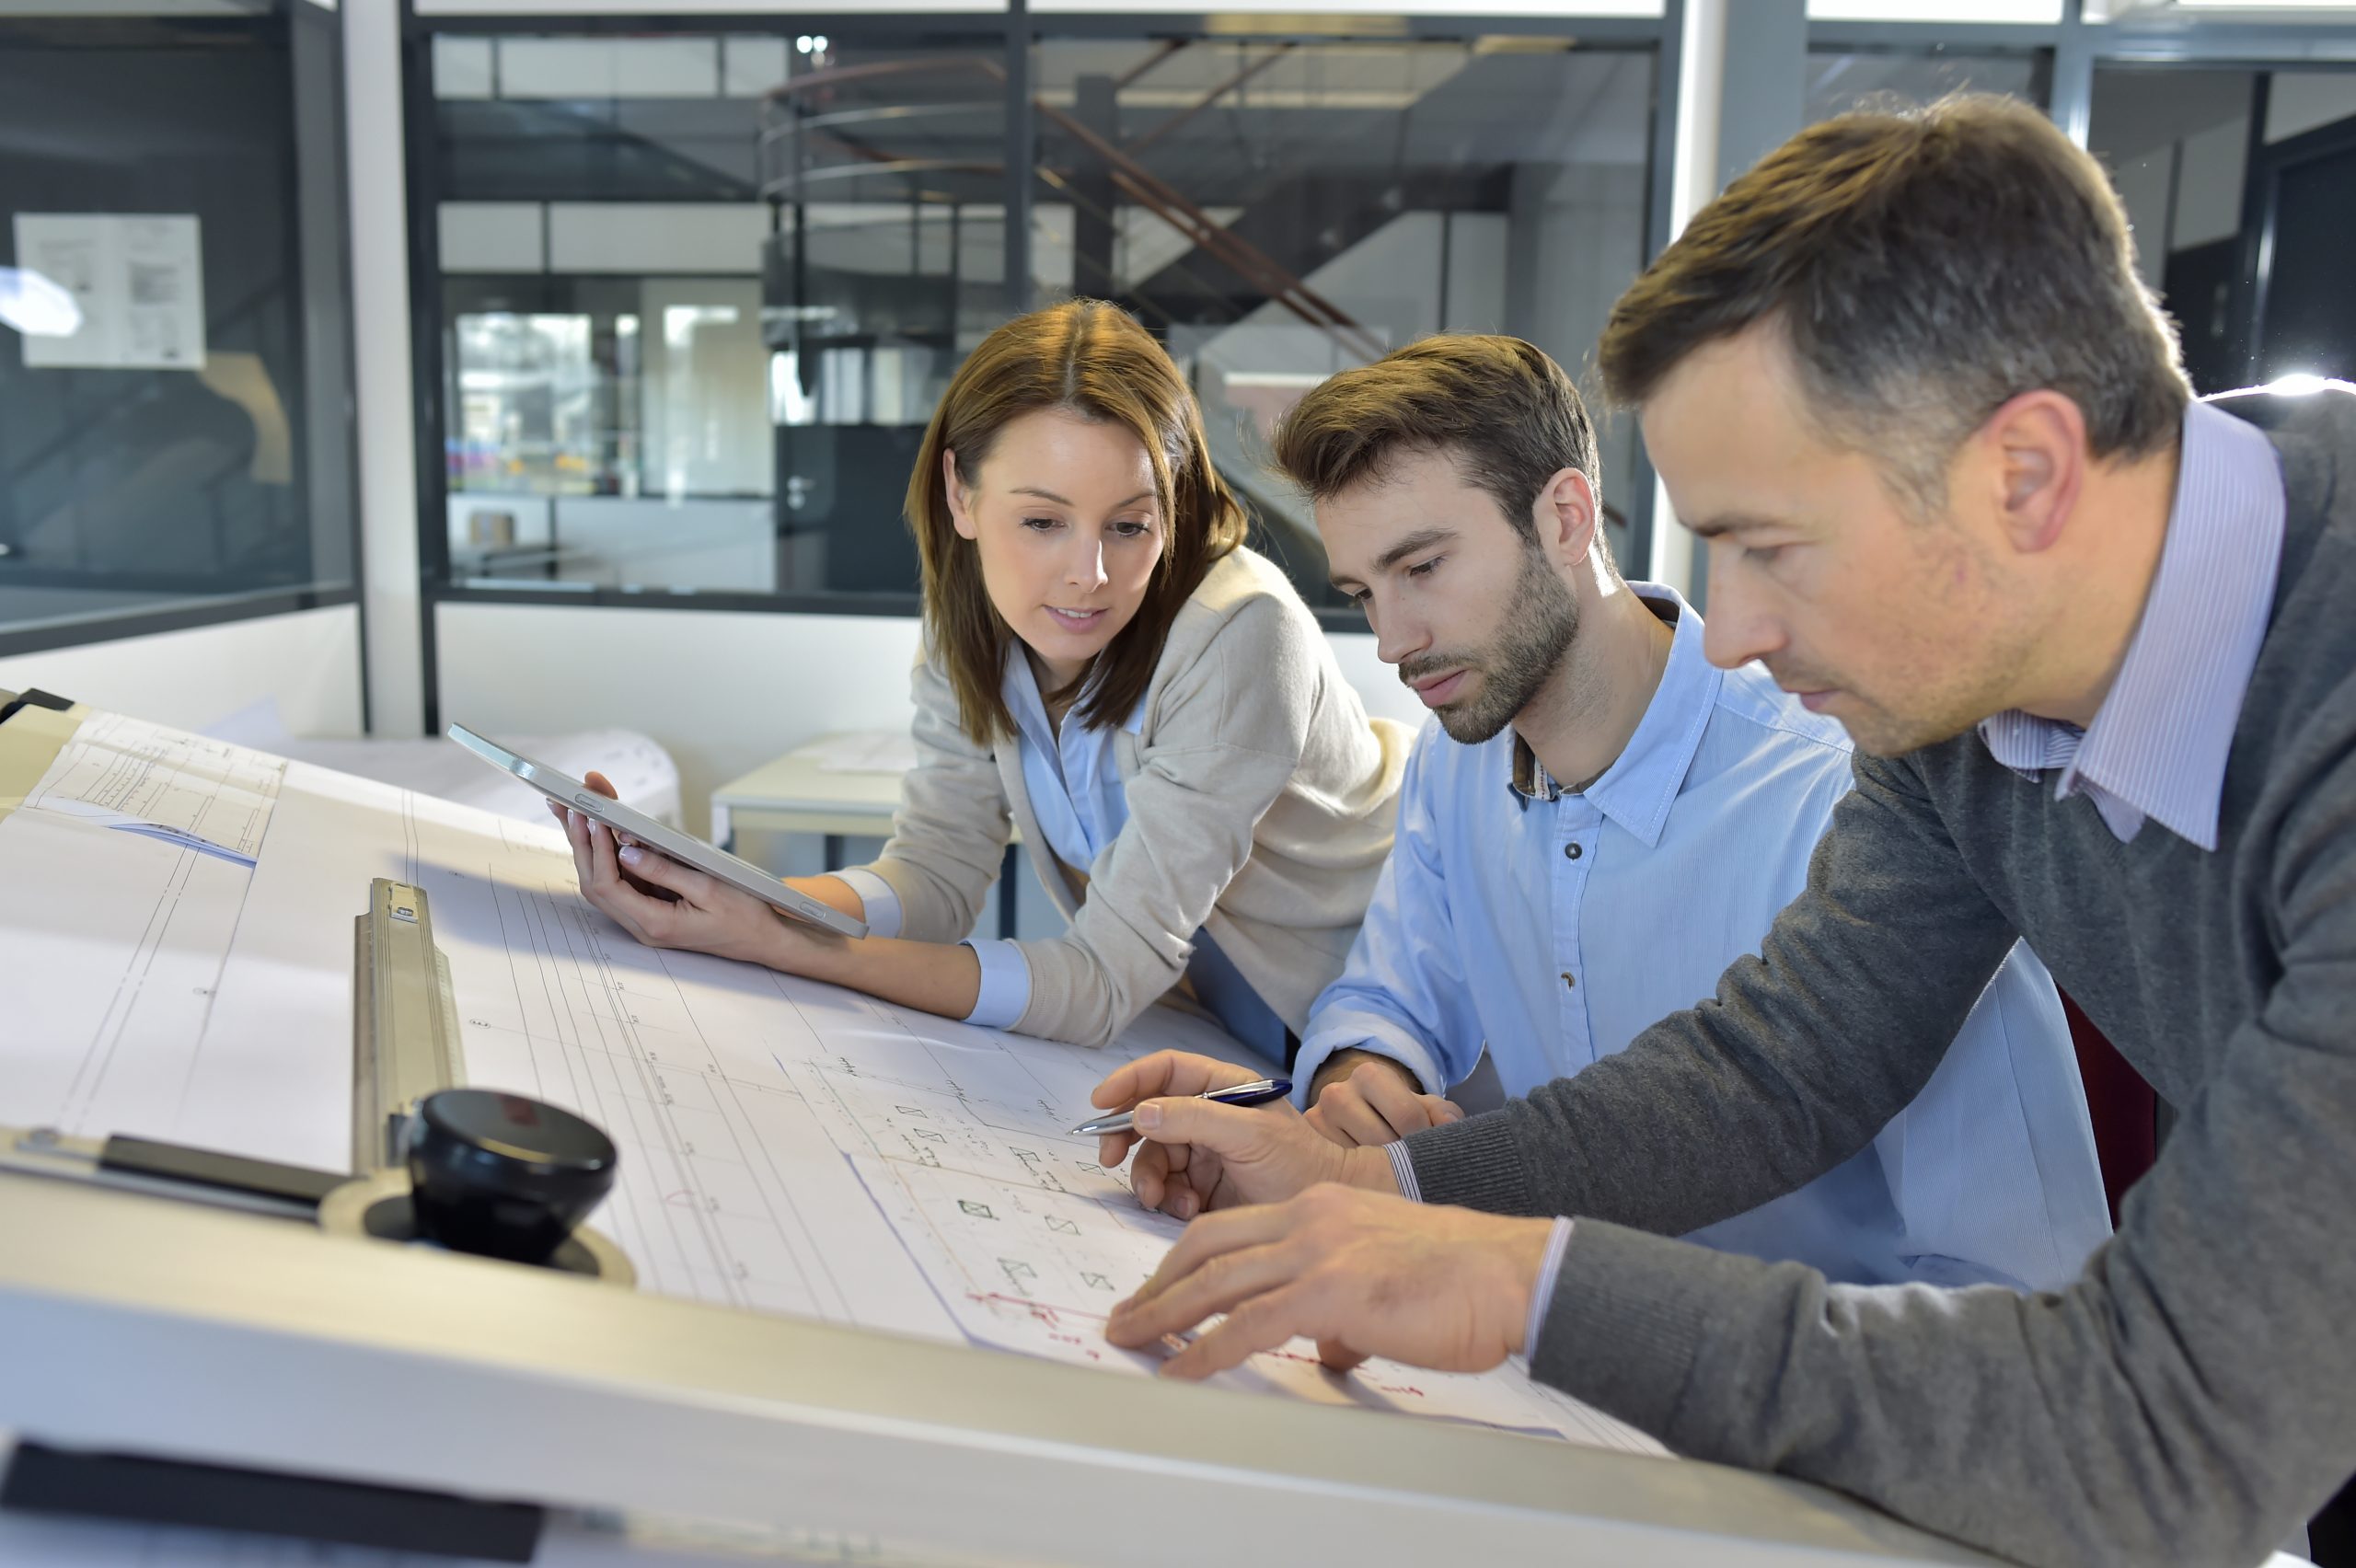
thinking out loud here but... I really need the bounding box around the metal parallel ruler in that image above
[351,879,465,1173]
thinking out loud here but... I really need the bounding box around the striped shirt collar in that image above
[1978,398,2285,850]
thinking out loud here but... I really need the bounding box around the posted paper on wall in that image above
[12,214,205,371]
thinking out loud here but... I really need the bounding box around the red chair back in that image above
[2059,991,2156,1227]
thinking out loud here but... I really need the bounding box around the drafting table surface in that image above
[0,708,2008,1566]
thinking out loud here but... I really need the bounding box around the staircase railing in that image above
[759,55,1386,363]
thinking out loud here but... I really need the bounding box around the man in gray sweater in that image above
[1087,94,2354,1567]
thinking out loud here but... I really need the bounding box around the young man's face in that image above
[1317,446,1580,744]
[1640,322,2036,757]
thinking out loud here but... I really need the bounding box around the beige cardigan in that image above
[859,547,1412,1050]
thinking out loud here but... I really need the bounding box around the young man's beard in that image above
[1403,548,1580,745]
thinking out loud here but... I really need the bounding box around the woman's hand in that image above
[552,770,833,968]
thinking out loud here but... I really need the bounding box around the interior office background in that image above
[4,1,2356,1559]
[1,0,2352,839]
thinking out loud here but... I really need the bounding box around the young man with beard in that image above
[1250,333,2107,1293]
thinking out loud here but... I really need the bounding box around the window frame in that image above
[400,3,1677,696]
[0,1,364,674]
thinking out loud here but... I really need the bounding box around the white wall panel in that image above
[547,203,769,275]
[2175,116,2249,249]
[440,202,544,273]
[722,35,791,98]
[2266,69,2356,144]
[432,35,494,99]
[435,602,1424,838]
[0,605,364,738]
[2107,148,2174,289]
[499,37,719,99]
[436,602,923,838]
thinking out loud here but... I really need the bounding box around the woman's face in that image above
[947,409,1167,689]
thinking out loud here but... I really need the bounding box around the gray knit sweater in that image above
[1400,390,2356,1568]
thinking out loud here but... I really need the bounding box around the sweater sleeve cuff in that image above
[831,868,901,939]
[961,938,1031,1030]
[1524,1217,1575,1361]
[1524,1217,1731,1444]
[1386,1142,1422,1203]
[1398,1110,1543,1216]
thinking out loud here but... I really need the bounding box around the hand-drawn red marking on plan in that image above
[966,1290,1111,1323]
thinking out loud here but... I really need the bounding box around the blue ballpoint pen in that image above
[1069,1078,1292,1136]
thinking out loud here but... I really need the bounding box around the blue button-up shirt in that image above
[1980,398,2288,848]
[845,647,1288,1058]
[1301,585,2111,1290]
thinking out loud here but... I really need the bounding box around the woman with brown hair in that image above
[560,299,1409,1053]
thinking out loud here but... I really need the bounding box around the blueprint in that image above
[16,709,282,864]
[0,715,1666,1456]
[0,716,283,1148]
[0,809,253,1146]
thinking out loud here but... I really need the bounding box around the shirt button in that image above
[1563,842,1583,860]
[1560,972,1576,990]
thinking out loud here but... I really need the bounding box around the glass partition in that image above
[1034,32,1657,613]
[0,3,354,649]
[418,20,1660,622]
[2090,63,2356,395]
[429,29,1007,604]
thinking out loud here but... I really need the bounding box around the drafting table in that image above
[0,696,2008,1567]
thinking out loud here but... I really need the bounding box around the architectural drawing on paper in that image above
[0,715,1667,1455]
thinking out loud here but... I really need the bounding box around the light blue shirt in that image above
[1302,584,2112,1290]
[844,648,1289,1057]
[1980,397,2288,849]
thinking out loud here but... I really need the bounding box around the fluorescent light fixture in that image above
[0,268,81,339]
[2170,1,2356,8]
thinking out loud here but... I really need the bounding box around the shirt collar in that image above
[1979,398,2285,851]
[999,644,1147,752]
[1508,582,1721,849]
[1000,643,1060,759]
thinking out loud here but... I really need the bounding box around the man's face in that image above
[1317,447,1578,744]
[1640,324,2035,756]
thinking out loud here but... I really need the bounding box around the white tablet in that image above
[447,724,868,940]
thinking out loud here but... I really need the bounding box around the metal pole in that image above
[1003,0,1034,315]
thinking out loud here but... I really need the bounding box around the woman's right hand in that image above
[550,771,788,965]
[546,782,862,915]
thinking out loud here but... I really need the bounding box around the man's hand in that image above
[1088,1051,1396,1220]
[1104,1185,1555,1380]
[1303,1051,1465,1148]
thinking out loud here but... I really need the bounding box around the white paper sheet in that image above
[17,711,283,864]
[0,811,251,1145]
[13,213,206,372]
